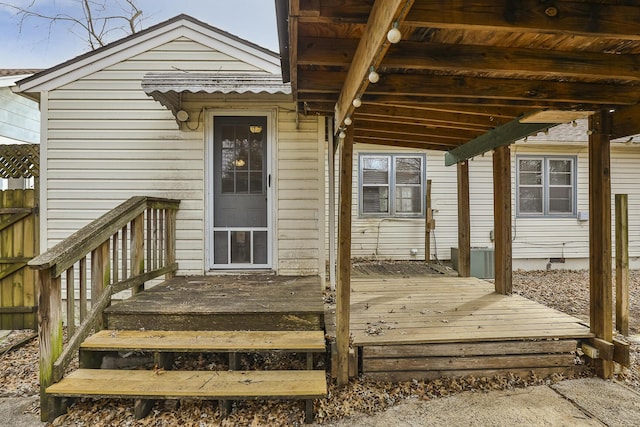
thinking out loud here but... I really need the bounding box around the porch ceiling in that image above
[276,0,640,159]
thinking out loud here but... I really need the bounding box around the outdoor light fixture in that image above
[344,116,352,126]
[176,110,189,122]
[249,125,263,134]
[352,97,362,108]
[387,22,401,44]
[368,67,380,83]
[339,129,346,139]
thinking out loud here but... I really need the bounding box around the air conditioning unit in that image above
[451,247,495,279]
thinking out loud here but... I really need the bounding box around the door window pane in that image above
[253,231,267,264]
[214,231,228,264]
[231,231,251,263]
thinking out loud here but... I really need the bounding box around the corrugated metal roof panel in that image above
[142,72,291,95]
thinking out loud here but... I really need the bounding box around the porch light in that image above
[387,22,401,44]
[249,125,263,134]
[368,67,380,84]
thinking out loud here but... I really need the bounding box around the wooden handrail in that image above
[33,196,180,422]
[29,196,179,276]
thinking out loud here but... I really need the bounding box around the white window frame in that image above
[516,155,577,218]
[358,153,426,218]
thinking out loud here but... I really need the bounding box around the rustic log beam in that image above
[457,161,471,277]
[302,71,640,106]
[615,194,629,337]
[334,0,414,130]
[611,104,640,140]
[588,110,614,379]
[300,37,640,83]
[493,146,512,295]
[336,126,354,387]
[407,1,640,39]
[445,115,555,166]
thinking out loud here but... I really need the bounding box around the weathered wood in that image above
[333,0,414,129]
[587,337,614,362]
[424,179,432,262]
[134,399,155,420]
[90,241,109,331]
[66,268,75,337]
[611,104,640,140]
[28,196,179,276]
[457,161,470,277]
[364,353,575,372]
[336,126,354,387]
[363,340,578,358]
[613,338,630,368]
[81,330,326,352]
[615,194,629,336]
[588,110,614,379]
[79,257,87,323]
[53,285,114,382]
[493,145,512,295]
[46,369,328,400]
[131,213,144,293]
[165,209,176,280]
[38,269,63,422]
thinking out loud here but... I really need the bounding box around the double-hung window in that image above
[517,156,576,217]
[359,153,425,217]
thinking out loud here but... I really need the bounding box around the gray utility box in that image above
[450,247,495,279]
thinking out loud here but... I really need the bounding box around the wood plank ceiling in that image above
[276,0,640,157]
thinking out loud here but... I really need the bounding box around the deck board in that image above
[326,276,592,346]
[47,369,327,400]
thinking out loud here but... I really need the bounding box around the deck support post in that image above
[424,180,432,262]
[328,119,337,290]
[457,161,471,277]
[492,145,512,295]
[589,110,614,378]
[615,194,629,337]
[336,126,354,387]
[37,268,63,421]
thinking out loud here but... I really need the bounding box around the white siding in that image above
[326,141,640,270]
[44,37,323,276]
[0,86,39,144]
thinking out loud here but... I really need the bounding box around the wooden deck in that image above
[105,275,324,331]
[326,276,593,382]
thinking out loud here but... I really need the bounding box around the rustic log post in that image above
[130,213,144,293]
[493,145,512,294]
[336,126,354,387]
[165,208,177,280]
[589,110,614,378]
[38,268,63,422]
[424,179,432,263]
[615,194,629,336]
[457,161,471,277]
[90,240,110,331]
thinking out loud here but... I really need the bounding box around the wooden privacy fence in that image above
[1,144,39,329]
[28,196,179,421]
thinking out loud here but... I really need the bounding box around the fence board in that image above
[0,189,38,329]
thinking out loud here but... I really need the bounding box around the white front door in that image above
[207,114,271,269]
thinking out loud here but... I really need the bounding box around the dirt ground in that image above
[0,265,638,426]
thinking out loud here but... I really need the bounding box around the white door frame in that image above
[204,109,275,270]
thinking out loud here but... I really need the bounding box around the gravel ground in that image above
[0,268,637,425]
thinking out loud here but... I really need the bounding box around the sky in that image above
[0,0,279,69]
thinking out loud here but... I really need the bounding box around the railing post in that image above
[166,208,177,279]
[130,213,144,293]
[90,240,110,331]
[38,268,62,422]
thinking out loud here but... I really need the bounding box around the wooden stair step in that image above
[46,369,328,400]
[81,329,327,352]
